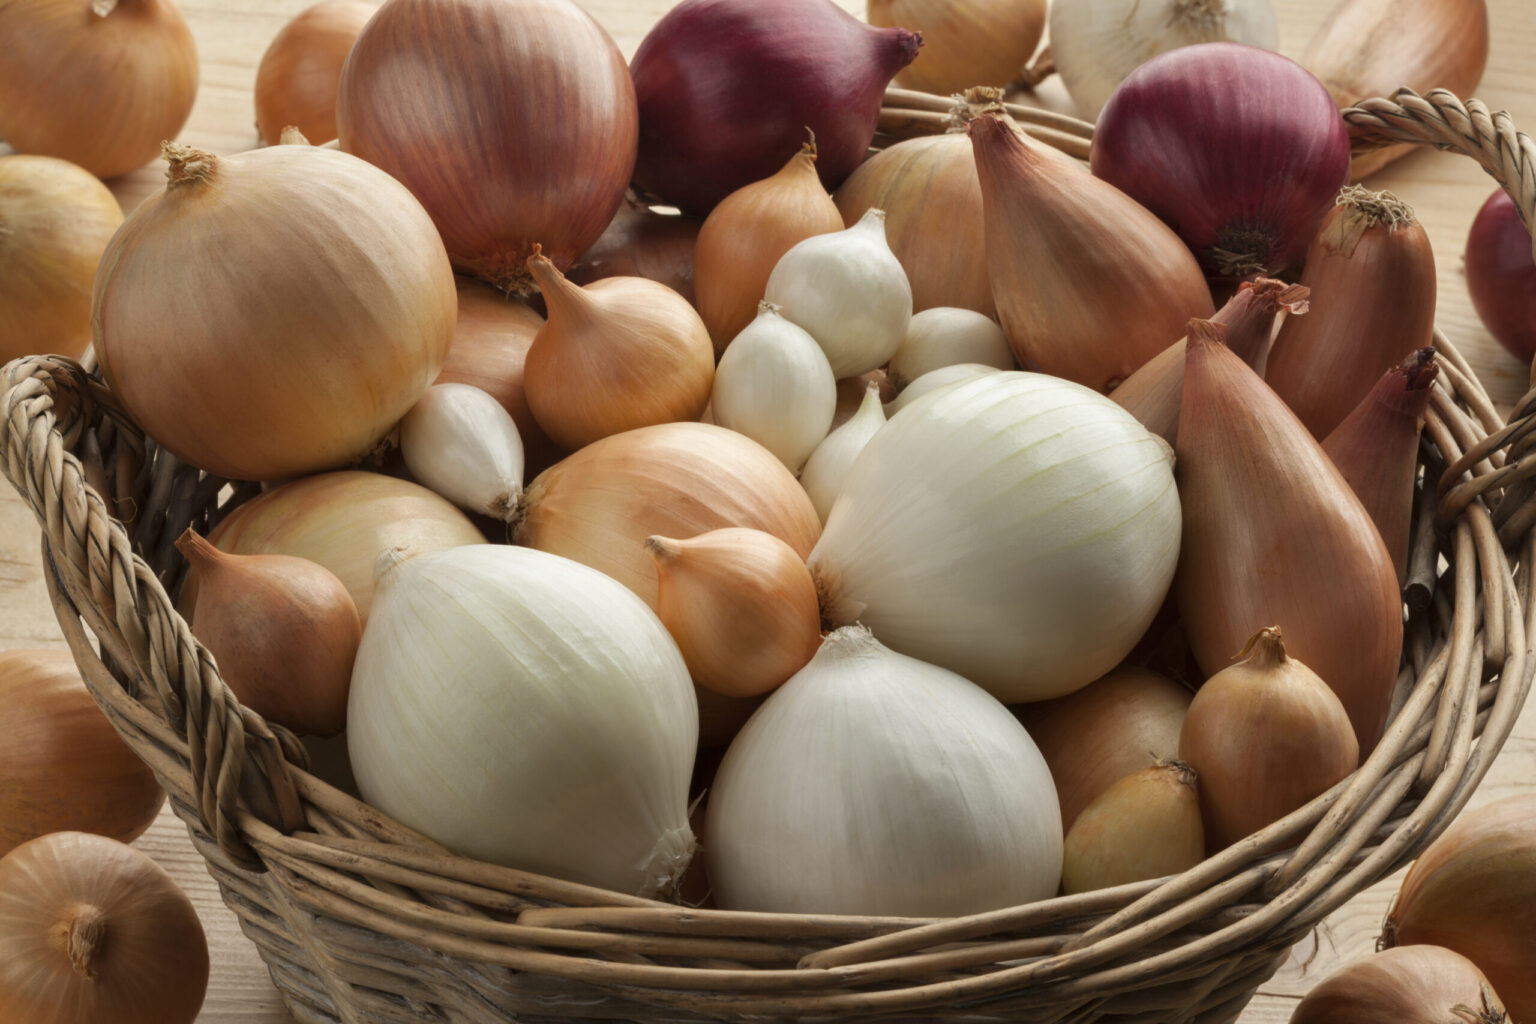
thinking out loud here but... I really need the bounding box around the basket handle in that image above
[1,355,305,872]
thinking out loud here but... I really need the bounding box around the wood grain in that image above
[2,0,1534,1021]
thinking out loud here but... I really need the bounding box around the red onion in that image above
[337,0,637,295]
[1466,188,1536,363]
[629,0,921,216]
[1090,42,1350,281]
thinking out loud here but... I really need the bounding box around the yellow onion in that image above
[647,528,821,699]
[336,0,637,293]
[0,0,198,179]
[1384,793,1536,1021]
[0,651,164,858]
[870,0,1045,94]
[0,155,123,363]
[694,138,845,352]
[93,144,456,482]
[195,471,485,623]
[524,252,714,451]
[1291,946,1507,1024]
[255,0,377,146]
[514,422,821,610]
[1060,760,1204,894]
[835,134,993,318]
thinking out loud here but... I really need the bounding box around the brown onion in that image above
[337,0,637,293]
[1290,945,1507,1024]
[0,155,123,363]
[0,651,164,858]
[255,0,376,146]
[0,0,198,179]
[93,143,456,482]
[1060,760,1204,894]
[514,423,821,610]
[1384,793,1536,1021]
[568,200,702,306]
[835,134,992,318]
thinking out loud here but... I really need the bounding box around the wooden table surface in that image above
[3,0,1535,1021]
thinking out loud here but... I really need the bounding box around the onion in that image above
[883,363,1002,417]
[710,303,837,471]
[629,0,921,215]
[92,143,456,483]
[1061,760,1204,894]
[0,155,123,363]
[175,531,361,738]
[0,0,198,179]
[869,0,1045,95]
[337,0,637,293]
[0,651,164,858]
[349,545,697,897]
[1015,664,1191,832]
[514,423,821,610]
[706,626,1062,916]
[254,0,376,146]
[568,200,702,306]
[0,832,209,1024]
[1050,0,1278,119]
[197,471,485,623]
[1290,945,1507,1024]
[399,383,525,522]
[1465,189,1536,363]
[809,371,1181,703]
[1090,43,1351,281]
[887,308,1014,393]
[799,380,886,524]
[1384,793,1536,1021]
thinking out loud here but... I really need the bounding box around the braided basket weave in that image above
[4,89,1536,1024]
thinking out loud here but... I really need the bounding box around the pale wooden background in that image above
[2,0,1534,1020]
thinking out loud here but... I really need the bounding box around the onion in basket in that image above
[706,626,1062,916]
[348,545,697,897]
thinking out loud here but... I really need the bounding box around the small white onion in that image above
[1050,0,1279,118]
[763,208,913,378]
[884,362,1003,417]
[399,383,525,521]
[710,303,837,471]
[887,307,1014,391]
[809,371,1181,703]
[706,626,1063,917]
[348,545,698,897]
[799,380,885,524]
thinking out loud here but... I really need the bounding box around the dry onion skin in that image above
[254,0,378,146]
[0,650,164,857]
[0,0,198,180]
[0,155,123,363]
[0,831,209,1024]
[92,143,456,482]
[1289,945,1507,1024]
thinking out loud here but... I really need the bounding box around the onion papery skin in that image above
[809,371,1181,703]
[1385,793,1536,1022]
[706,627,1063,916]
[869,0,1044,95]
[348,546,698,897]
[255,0,377,146]
[1290,945,1507,1024]
[1091,43,1351,281]
[515,422,822,611]
[336,0,637,293]
[0,155,124,363]
[0,0,198,180]
[196,471,485,623]
[1465,189,1536,363]
[629,0,921,216]
[835,135,993,318]
[92,144,456,482]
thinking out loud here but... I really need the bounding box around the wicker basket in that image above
[4,89,1535,1024]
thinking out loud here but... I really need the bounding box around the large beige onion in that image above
[92,144,456,482]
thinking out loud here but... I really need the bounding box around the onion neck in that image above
[869,25,923,78]
[811,562,864,632]
[62,904,107,978]
[174,528,226,576]
[91,0,120,16]
[634,825,696,901]
[526,250,590,325]
[1325,186,1417,257]
[1449,987,1509,1024]
[163,144,218,190]
[1169,0,1227,35]
[1158,758,1198,788]
[1238,627,1289,670]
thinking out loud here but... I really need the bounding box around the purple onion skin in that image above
[1466,189,1536,363]
[1090,43,1350,282]
[630,0,921,216]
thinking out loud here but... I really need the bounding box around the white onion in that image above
[883,362,1003,417]
[710,303,837,471]
[887,307,1014,391]
[763,208,913,378]
[399,383,525,521]
[808,371,1181,703]
[706,626,1063,916]
[799,380,885,524]
[347,545,697,897]
[1050,0,1279,118]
